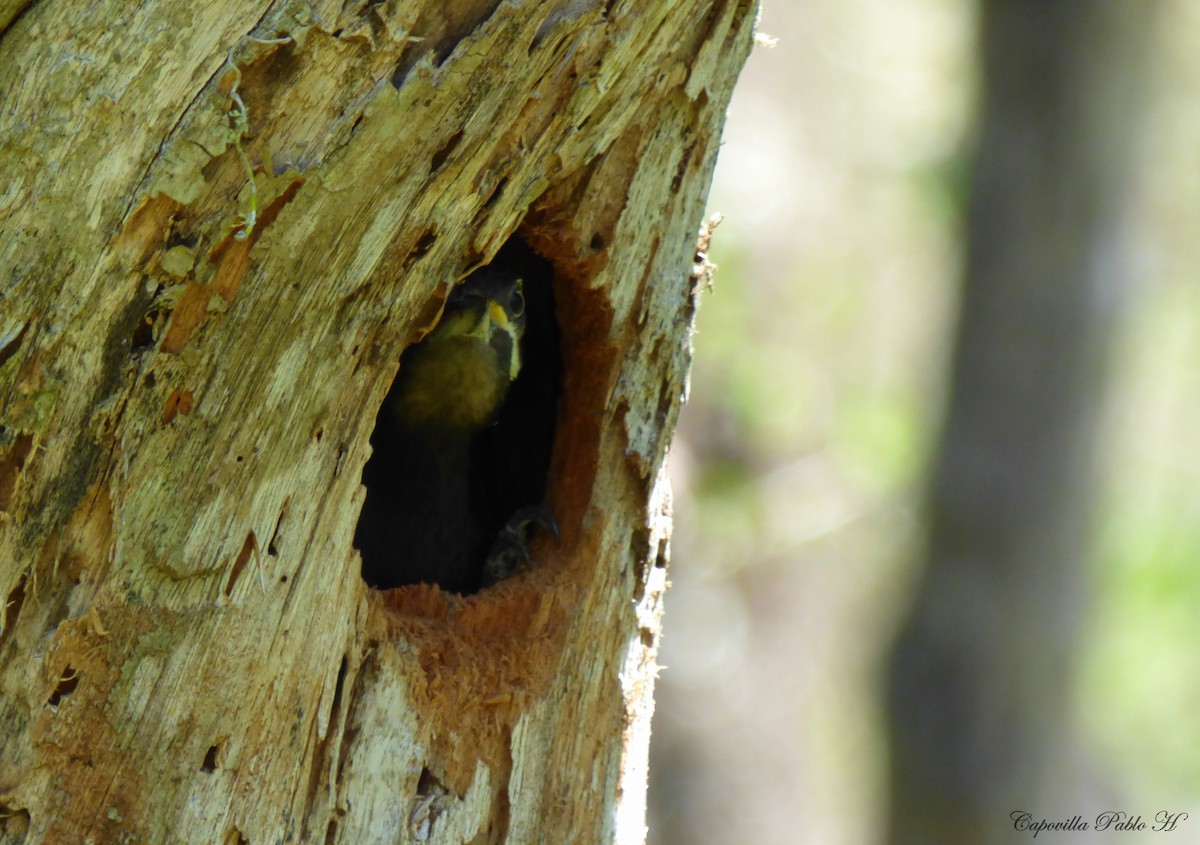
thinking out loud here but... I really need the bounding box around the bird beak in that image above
[458,299,509,340]
[486,300,521,380]
[487,300,510,330]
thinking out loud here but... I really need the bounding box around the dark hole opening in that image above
[202,743,221,772]
[479,177,508,213]
[404,228,438,269]
[47,667,79,706]
[329,656,349,719]
[268,503,287,556]
[0,322,28,367]
[354,238,562,595]
[416,766,448,797]
[430,130,464,173]
[130,314,156,353]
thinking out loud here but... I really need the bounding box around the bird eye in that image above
[507,283,525,317]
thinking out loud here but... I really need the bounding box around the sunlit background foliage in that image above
[649,2,1200,842]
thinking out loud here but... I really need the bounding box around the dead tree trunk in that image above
[0,1,756,842]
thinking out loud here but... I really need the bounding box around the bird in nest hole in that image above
[355,264,558,594]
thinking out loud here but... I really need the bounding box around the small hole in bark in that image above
[47,667,79,706]
[161,388,194,425]
[0,322,27,368]
[590,233,606,251]
[480,177,508,212]
[355,238,561,594]
[434,43,457,68]
[670,144,696,193]
[225,532,257,597]
[403,228,438,269]
[130,314,155,353]
[268,501,288,556]
[656,382,677,431]
[416,767,447,797]
[329,656,349,722]
[202,743,221,772]
[430,130,463,173]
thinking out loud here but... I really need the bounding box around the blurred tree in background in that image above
[886,2,1158,842]
[650,1,1200,844]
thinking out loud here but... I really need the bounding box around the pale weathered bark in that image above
[0,1,756,842]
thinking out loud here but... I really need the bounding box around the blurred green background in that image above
[648,2,1200,843]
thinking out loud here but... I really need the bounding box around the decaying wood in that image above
[0,1,756,842]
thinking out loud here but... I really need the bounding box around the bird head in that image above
[391,268,527,433]
[428,269,526,382]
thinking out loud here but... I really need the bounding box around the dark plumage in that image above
[356,263,554,594]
